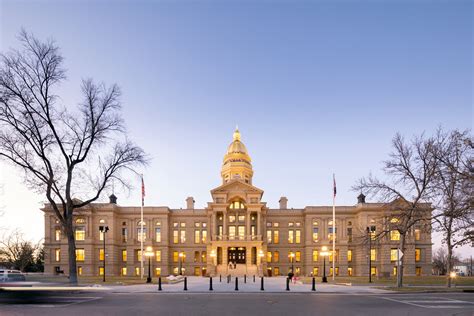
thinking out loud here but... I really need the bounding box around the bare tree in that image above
[353,133,437,287]
[0,31,147,284]
[432,128,473,287]
[0,230,40,272]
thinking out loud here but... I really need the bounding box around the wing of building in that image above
[42,128,432,278]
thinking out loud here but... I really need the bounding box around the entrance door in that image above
[228,247,246,264]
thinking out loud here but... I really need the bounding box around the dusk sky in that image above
[0,1,472,256]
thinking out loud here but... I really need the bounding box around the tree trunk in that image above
[65,220,78,285]
[446,238,452,288]
[397,233,406,288]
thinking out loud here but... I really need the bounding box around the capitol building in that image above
[42,129,432,278]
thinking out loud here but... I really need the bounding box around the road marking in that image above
[379,296,474,309]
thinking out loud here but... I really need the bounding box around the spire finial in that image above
[233,126,241,141]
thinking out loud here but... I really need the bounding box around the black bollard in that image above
[311,277,316,291]
[184,277,188,291]
[220,274,222,282]
[253,275,255,282]
[244,274,247,283]
[158,276,162,291]
[260,276,264,291]
[209,277,213,291]
[227,275,230,283]
[235,277,239,291]
[286,277,290,291]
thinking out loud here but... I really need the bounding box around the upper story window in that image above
[55,227,61,241]
[75,227,85,241]
[99,219,105,224]
[229,201,245,210]
[75,218,86,224]
[288,222,294,227]
[137,221,146,242]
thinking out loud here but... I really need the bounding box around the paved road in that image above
[0,291,473,316]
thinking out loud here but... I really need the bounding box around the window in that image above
[329,250,339,262]
[99,267,104,276]
[135,267,141,276]
[312,250,318,262]
[347,267,353,276]
[55,228,61,241]
[180,230,186,243]
[156,221,161,226]
[238,226,245,239]
[370,249,376,261]
[180,222,186,228]
[267,231,272,243]
[78,266,83,276]
[173,230,179,244]
[329,267,339,276]
[393,266,397,276]
[99,231,104,241]
[55,249,60,262]
[202,230,208,243]
[347,250,352,262]
[347,228,352,242]
[274,267,280,276]
[137,227,147,242]
[415,248,421,262]
[273,222,279,227]
[99,219,105,224]
[267,251,272,263]
[201,251,207,262]
[155,250,161,262]
[155,228,161,242]
[390,249,398,261]
[266,222,272,227]
[122,250,127,262]
[295,230,301,244]
[155,268,161,276]
[229,226,236,239]
[202,222,207,228]
[414,229,421,241]
[229,201,245,209]
[390,217,399,223]
[390,230,400,241]
[370,226,376,240]
[173,222,178,228]
[288,230,294,244]
[75,218,86,224]
[289,222,294,227]
[238,215,245,222]
[273,230,279,244]
[371,267,377,276]
[416,267,422,276]
[295,251,301,263]
[229,215,236,223]
[121,267,127,276]
[195,230,201,244]
[274,251,279,262]
[312,228,319,242]
[75,227,85,241]
[76,249,85,261]
[296,222,301,227]
[328,227,337,241]
[99,249,104,261]
[122,228,128,242]
[195,222,201,227]
[173,251,179,263]
[312,267,319,276]
[194,251,200,263]
[137,250,143,261]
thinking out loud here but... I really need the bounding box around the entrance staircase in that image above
[216,264,258,277]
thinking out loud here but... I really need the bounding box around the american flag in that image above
[141,175,145,206]
[333,174,337,198]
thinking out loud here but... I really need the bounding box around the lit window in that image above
[347,250,352,262]
[137,250,144,261]
[312,228,319,242]
[266,222,272,227]
[194,251,200,263]
[390,249,398,261]
[370,249,376,261]
[122,228,128,242]
[155,250,161,262]
[393,266,397,276]
[156,221,161,226]
[274,267,280,276]
[78,266,83,276]
[99,231,104,241]
[296,222,301,227]
[75,218,86,224]
[55,228,61,241]
[390,230,400,241]
[313,220,319,226]
[173,252,179,263]
[313,267,319,276]
[155,228,161,242]
[414,229,421,241]
[371,267,377,276]
[99,249,104,261]
[274,251,279,262]
[273,222,279,227]
[390,217,399,223]
[201,251,207,262]
[195,222,201,227]
[202,222,207,228]
[370,226,376,240]
[75,249,85,261]
[202,230,208,243]
[122,250,127,262]
[288,230,294,244]
[173,230,179,244]
[295,251,301,263]
[295,230,301,244]
[267,251,272,263]
[155,267,161,276]
[137,227,147,242]
[135,267,141,276]
[415,248,421,262]
[99,267,104,276]
[347,228,353,242]
[195,230,201,244]
[312,250,318,262]
[267,231,272,243]
[121,267,127,276]
[329,250,339,263]
[173,222,178,228]
[99,219,105,224]
[289,222,294,227]
[273,230,279,244]
[180,222,186,228]
[238,215,245,222]
[75,227,85,241]
[55,249,60,262]
[416,267,421,276]
[347,267,353,276]
[229,215,236,223]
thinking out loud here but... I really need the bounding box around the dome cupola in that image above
[221,127,253,184]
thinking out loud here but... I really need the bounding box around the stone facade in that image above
[42,129,432,278]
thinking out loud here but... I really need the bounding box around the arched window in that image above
[229,201,245,210]
[99,219,106,224]
[75,218,86,224]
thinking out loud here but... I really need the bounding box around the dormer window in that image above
[229,201,245,209]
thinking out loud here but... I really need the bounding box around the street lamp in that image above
[366,227,372,283]
[145,246,154,283]
[179,252,185,276]
[321,246,329,283]
[258,250,264,276]
[288,252,295,277]
[99,225,109,282]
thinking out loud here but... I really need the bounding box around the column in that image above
[211,213,216,239]
[257,211,261,236]
[223,210,227,239]
[246,211,251,240]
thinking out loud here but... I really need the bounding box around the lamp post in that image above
[99,225,109,282]
[258,250,264,276]
[450,271,456,287]
[366,227,372,283]
[145,246,154,283]
[179,252,185,276]
[289,252,295,277]
[321,246,329,283]
[210,249,217,276]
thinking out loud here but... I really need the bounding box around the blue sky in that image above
[0,0,472,254]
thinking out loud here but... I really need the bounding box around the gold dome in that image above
[221,127,253,184]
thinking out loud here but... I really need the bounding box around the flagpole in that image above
[140,174,144,279]
[332,173,336,281]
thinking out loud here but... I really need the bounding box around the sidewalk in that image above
[107,276,392,294]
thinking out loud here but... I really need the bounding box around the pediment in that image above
[210,179,263,195]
